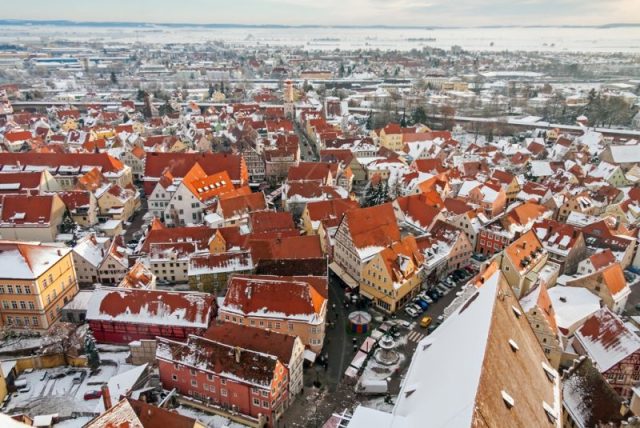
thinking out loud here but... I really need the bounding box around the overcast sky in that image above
[3,0,640,26]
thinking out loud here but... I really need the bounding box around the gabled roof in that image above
[218,192,266,218]
[504,229,545,272]
[156,335,278,388]
[287,161,336,183]
[0,172,44,194]
[0,194,57,226]
[250,211,295,234]
[204,322,297,364]
[562,358,626,428]
[222,274,326,321]
[350,267,561,428]
[0,152,125,173]
[86,287,215,329]
[0,240,71,279]
[575,307,640,372]
[395,194,442,230]
[343,203,400,255]
[305,198,359,223]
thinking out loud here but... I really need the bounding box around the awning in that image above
[329,262,359,289]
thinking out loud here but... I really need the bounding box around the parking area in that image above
[1,347,136,419]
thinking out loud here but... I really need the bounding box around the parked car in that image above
[405,305,420,318]
[428,289,442,300]
[413,299,429,310]
[427,324,438,334]
[417,292,433,304]
[420,315,432,328]
[435,284,449,295]
[84,390,103,400]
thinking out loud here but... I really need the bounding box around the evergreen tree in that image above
[84,333,100,370]
[110,71,117,85]
[208,83,214,98]
[411,106,427,125]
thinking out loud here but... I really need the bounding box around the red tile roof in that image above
[0,194,56,225]
[143,152,246,194]
[250,211,295,234]
[218,192,267,218]
[0,152,125,173]
[204,322,297,363]
[344,203,400,251]
[157,335,278,388]
[87,287,216,329]
[223,274,326,319]
[305,198,359,223]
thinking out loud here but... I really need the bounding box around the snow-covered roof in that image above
[86,287,215,329]
[574,307,640,372]
[0,241,71,280]
[548,286,601,333]
[94,364,148,413]
[349,265,561,428]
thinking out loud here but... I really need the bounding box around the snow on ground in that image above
[362,396,394,413]
[359,351,405,383]
[53,416,93,428]
[4,352,140,419]
[174,405,246,428]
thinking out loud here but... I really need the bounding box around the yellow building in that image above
[0,241,79,330]
[360,236,424,313]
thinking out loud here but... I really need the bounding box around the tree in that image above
[136,89,146,102]
[411,106,427,125]
[84,333,100,370]
[110,71,118,85]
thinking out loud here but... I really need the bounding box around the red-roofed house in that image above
[499,230,549,298]
[332,203,401,289]
[567,255,630,314]
[301,198,359,235]
[156,334,288,427]
[219,275,327,353]
[87,287,216,344]
[573,307,640,400]
[0,194,65,242]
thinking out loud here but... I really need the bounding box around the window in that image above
[172,374,178,381]
[2,301,8,309]
[191,379,198,387]
[11,301,17,309]
[220,379,226,385]
[253,398,260,406]
[15,285,22,294]
[48,274,53,284]
[0,286,3,293]
[7,316,14,324]
[262,400,269,408]
[7,285,13,293]
[261,390,268,397]
[207,374,214,381]
[32,317,38,326]
[190,369,196,376]
[19,301,26,310]
[221,389,227,397]
[24,286,31,294]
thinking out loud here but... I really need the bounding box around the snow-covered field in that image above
[0,25,638,53]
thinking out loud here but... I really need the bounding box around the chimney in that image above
[235,346,241,364]
[57,249,62,256]
[101,384,112,410]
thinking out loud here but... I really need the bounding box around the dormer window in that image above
[501,390,515,409]
[508,339,519,352]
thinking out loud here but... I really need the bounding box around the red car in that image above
[84,390,102,400]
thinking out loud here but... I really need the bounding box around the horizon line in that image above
[2,18,640,30]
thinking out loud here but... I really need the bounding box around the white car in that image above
[404,305,420,318]
[417,292,433,304]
